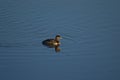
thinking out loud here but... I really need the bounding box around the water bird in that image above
[42,35,61,52]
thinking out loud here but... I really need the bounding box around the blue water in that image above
[0,0,120,80]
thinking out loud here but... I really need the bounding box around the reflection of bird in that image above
[42,35,61,48]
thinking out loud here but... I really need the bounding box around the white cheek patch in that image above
[53,43,58,45]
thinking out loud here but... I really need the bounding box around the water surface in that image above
[0,0,120,80]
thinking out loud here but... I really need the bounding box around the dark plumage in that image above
[42,35,61,48]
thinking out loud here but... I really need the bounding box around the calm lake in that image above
[0,0,120,80]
